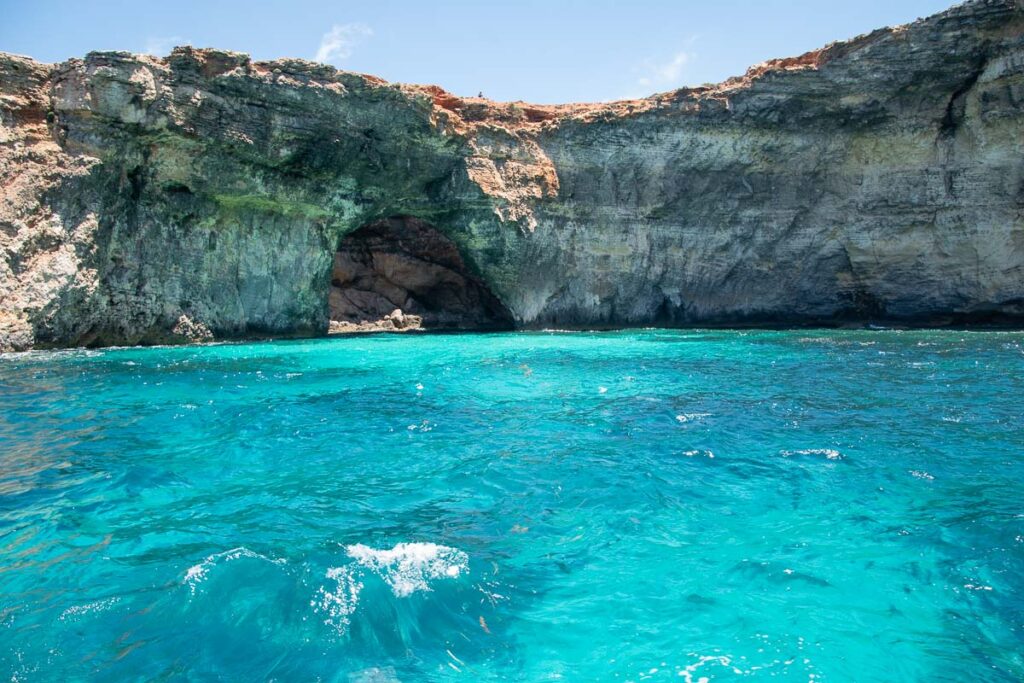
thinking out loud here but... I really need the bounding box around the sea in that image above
[1,330,1022,681]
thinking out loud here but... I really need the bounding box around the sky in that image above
[1,0,957,103]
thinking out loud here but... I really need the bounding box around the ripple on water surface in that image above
[0,330,1022,681]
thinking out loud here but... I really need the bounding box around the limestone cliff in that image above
[1,0,1022,350]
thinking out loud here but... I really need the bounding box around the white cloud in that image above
[142,36,189,56]
[636,50,695,90]
[315,23,373,64]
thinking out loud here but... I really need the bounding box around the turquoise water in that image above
[1,330,1022,682]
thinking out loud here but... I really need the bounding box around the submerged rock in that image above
[1,0,1023,350]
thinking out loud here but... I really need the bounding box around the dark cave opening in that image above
[329,216,514,331]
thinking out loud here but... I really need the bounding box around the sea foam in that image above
[313,542,469,634]
[314,566,363,633]
[781,448,844,461]
[345,542,468,598]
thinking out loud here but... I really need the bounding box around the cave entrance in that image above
[329,216,514,332]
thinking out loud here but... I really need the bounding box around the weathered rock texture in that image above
[1,0,1022,350]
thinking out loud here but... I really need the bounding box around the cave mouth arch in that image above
[329,216,514,331]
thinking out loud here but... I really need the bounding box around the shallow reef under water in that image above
[0,329,1022,681]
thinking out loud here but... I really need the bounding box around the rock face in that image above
[1,0,1022,350]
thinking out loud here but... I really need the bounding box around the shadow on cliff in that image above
[328,216,515,332]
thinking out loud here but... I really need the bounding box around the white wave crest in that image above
[345,542,468,598]
[183,547,286,595]
[781,448,843,461]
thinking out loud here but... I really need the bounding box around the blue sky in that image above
[1,0,956,103]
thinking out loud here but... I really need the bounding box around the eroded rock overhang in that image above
[328,216,514,332]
